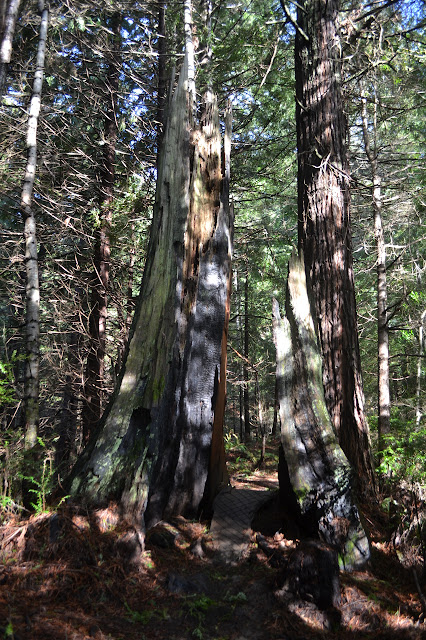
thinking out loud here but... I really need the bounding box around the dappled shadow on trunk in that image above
[272,252,370,571]
[65,59,232,533]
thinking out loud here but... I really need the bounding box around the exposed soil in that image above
[1,438,425,640]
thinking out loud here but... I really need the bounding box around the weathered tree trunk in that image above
[0,0,20,97]
[360,82,390,452]
[68,42,232,530]
[83,12,120,442]
[295,0,375,495]
[273,252,370,570]
[21,0,48,449]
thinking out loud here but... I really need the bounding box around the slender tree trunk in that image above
[417,310,426,427]
[295,0,375,495]
[0,0,20,97]
[233,268,245,440]
[55,332,79,473]
[360,82,390,452]
[68,23,233,531]
[83,12,120,442]
[255,370,266,468]
[21,1,48,449]
[243,266,250,441]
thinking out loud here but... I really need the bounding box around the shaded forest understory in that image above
[1,439,426,640]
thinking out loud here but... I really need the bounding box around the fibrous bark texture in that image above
[69,53,232,531]
[295,0,375,494]
[273,252,370,571]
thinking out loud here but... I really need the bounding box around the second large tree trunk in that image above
[295,0,375,495]
[273,252,370,570]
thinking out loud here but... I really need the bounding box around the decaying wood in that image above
[272,251,370,571]
[67,46,232,532]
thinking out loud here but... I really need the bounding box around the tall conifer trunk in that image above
[295,0,375,494]
[360,81,390,453]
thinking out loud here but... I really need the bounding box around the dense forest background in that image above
[0,0,425,506]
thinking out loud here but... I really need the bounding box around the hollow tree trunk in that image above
[295,0,375,495]
[273,252,370,570]
[21,0,48,449]
[68,46,232,531]
[83,12,120,442]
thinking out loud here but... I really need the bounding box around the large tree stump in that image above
[272,251,370,570]
[66,51,231,532]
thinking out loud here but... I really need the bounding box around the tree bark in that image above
[417,310,426,427]
[273,252,370,570]
[0,0,20,97]
[360,82,390,451]
[68,41,232,531]
[21,0,48,449]
[83,12,120,442]
[295,0,375,495]
[156,0,166,154]
[243,266,251,441]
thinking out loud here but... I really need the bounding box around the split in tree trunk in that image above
[272,251,370,571]
[67,49,232,533]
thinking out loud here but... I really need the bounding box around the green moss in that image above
[151,375,165,403]
[338,525,370,571]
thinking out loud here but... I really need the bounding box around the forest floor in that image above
[1,436,426,640]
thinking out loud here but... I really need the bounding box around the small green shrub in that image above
[376,413,426,486]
